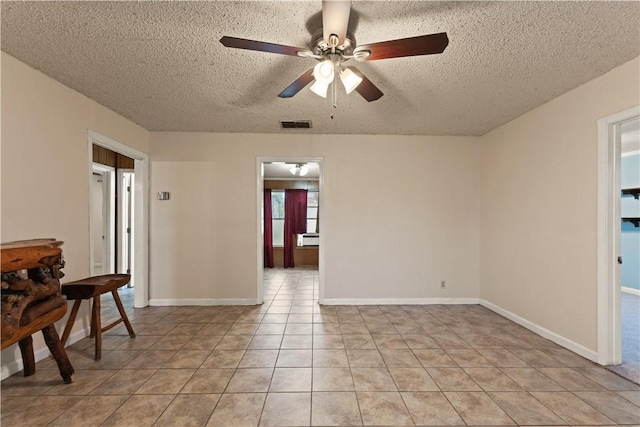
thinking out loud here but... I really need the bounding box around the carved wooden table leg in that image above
[18,336,36,377]
[41,324,74,383]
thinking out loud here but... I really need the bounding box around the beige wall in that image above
[150,133,481,303]
[1,52,149,375]
[480,56,640,352]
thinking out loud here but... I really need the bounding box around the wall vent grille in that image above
[280,120,312,129]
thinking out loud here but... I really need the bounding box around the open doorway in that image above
[89,131,149,310]
[256,158,324,306]
[597,107,640,384]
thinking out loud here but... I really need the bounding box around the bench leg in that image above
[92,295,102,360]
[60,299,82,347]
[41,324,74,384]
[18,336,35,377]
[111,290,136,338]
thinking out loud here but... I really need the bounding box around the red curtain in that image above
[283,189,308,268]
[263,189,274,268]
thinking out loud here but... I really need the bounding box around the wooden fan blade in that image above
[345,66,383,102]
[322,0,351,45]
[278,69,315,98]
[220,36,310,57]
[354,32,448,61]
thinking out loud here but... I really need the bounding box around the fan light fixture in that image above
[340,67,363,94]
[289,163,309,176]
[310,60,335,98]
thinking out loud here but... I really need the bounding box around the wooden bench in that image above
[61,274,136,360]
[1,239,75,383]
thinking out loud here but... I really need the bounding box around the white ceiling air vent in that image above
[280,120,312,129]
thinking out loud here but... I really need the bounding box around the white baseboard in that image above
[148,298,258,306]
[479,299,598,363]
[321,298,480,305]
[1,325,90,381]
[622,286,640,296]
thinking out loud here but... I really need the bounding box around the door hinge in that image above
[618,256,623,264]
[126,227,131,234]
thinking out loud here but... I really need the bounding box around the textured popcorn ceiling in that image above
[1,1,639,135]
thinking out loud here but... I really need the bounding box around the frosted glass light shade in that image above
[310,80,329,98]
[313,60,334,84]
[340,68,363,94]
[299,165,309,176]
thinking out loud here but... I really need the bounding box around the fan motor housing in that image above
[311,28,356,58]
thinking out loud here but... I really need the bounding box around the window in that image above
[271,189,319,247]
[271,190,285,247]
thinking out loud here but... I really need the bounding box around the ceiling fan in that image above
[219,0,448,103]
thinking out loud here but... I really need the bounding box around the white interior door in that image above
[91,164,115,276]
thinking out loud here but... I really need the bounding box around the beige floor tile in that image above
[87,350,143,370]
[270,367,312,392]
[346,349,386,367]
[277,349,312,367]
[207,393,266,427]
[154,393,220,426]
[260,392,311,426]
[227,323,259,335]
[182,334,223,350]
[282,334,313,349]
[313,323,342,334]
[431,332,471,348]
[427,367,482,391]
[248,334,284,349]
[379,349,421,367]
[0,395,82,426]
[540,348,595,367]
[180,368,234,393]
[148,335,191,350]
[372,334,409,349]
[575,367,640,390]
[365,322,398,334]
[343,334,377,349]
[351,368,398,391]
[199,323,232,335]
[312,368,354,391]
[477,348,529,367]
[444,391,515,425]
[531,391,615,425]
[446,348,493,367]
[616,389,640,405]
[313,349,349,367]
[124,349,177,369]
[488,391,565,425]
[167,323,205,336]
[285,323,313,334]
[90,369,157,395]
[135,368,195,394]
[101,394,174,427]
[413,349,458,367]
[501,367,565,391]
[401,391,465,425]
[256,323,286,334]
[313,334,345,349]
[538,368,605,390]
[388,367,439,391]
[47,395,128,427]
[464,367,524,391]
[162,349,210,368]
[312,392,362,426]
[401,334,440,349]
[200,349,245,368]
[44,369,114,395]
[239,349,279,368]
[575,391,640,424]
[216,334,252,349]
[113,335,160,350]
[356,391,413,426]
[509,348,566,367]
[226,368,273,392]
[340,323,371,335]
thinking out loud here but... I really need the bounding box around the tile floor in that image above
[2,268,640,426]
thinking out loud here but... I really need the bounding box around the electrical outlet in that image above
[440,280,446,289]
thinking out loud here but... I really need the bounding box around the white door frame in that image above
[117,169,135,282]
[256,157,325,305]
[91,163,115,275]
[88,130,150,308]
[596,105,640,365]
